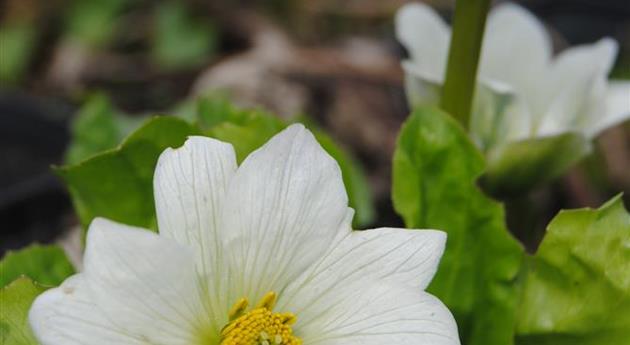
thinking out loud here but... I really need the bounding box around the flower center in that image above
[220,292,302,345]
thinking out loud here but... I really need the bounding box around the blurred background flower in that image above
[398,3,629,149]
[397,2,629,198]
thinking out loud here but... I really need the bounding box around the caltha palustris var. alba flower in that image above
[396,2,630,151]
[29,124,460,345]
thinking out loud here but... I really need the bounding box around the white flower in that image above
[396,2,630,150]
[29,124,459,345]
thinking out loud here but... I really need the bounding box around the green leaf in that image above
[196,95,238,129]
[58,116,197,231]
[66,94,123,164]
[152,0,217,69]
[1,245,74,288]
[515,195,630,345]
[480,133,591,197]
[207,114,286,163]
[198,98,285,162]
[392,106,523,345]
[0,277,46,345]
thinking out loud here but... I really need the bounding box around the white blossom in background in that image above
[396,2,630,150]
[29,124,460,345]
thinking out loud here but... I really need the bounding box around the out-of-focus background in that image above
[1,0,629,255]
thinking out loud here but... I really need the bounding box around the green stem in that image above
[440,0,491,128]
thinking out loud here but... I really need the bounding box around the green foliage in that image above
[65,94,143,164]
[200,101,286,163]
[392,106,629,344]
[152,0,217,69]
[0,245,74,288]
[515,195,630,345]
[62,95,374,232]
[0,277,46,345]
[65,0,129,47]
[58,116,197,231]
[480,133,591,197]
[67,94,120,163]
[0,23,37,83]
[392,106,523,345]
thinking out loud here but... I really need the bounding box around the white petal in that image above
[470,81,531,150]
[589,80,630,137]
[395,3,450,82]
[538,38,618,136]
[277,227,446,327]
[82,218,210,344]
[480,3,552,116]
[402,61,443,107]
[299,283,459,345]
[153,136,237,322]
[221,124,350,304]
[30,275,145,345]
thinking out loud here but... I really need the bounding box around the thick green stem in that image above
[440,0,491,128]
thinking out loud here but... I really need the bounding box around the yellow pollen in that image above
[220,292,302,345]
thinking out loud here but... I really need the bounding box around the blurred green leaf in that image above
[0,245,74,288]
[205,109,286,163]
[480,133,591,197]
[515,195,630,345]
[0,277,46,345]
[0,23,37,83]
[392,106,523,345]
[66,0,129,46]
[152,0,217,69]
[196,96,239,129]
[58,116,197,231]
[66,94,125,164]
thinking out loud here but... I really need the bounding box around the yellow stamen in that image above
[229,298,249,320]
[220,292,302,345]
[256,292,277,310]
